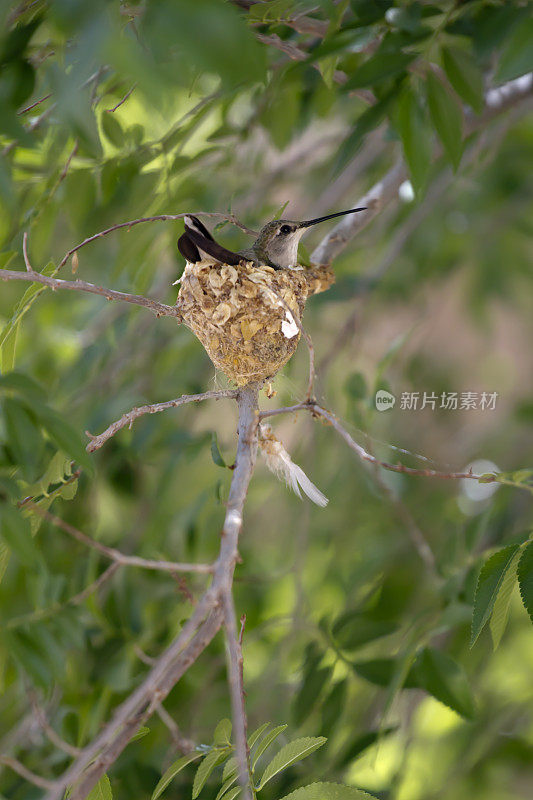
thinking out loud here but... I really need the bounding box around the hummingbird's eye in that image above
[279,224,292,235]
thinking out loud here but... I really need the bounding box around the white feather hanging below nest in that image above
[258,424,328,507]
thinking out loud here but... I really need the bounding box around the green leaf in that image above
[213,718,232,745]
[490,548,521,649]
[441,46,484,114]
[425,71,463,170]
[335,727,397,769]
[221,756,238,783]
[293,657,331,726]
[217,788,240,800]
[256,737,326,790]
[344,373,367,401]
[2,396,43,480]
[352,658,397,687]
[321,679,347,738]
[0,503,40,569]
[151,752,203,800]
[412,647,475,720]
[471,544,520,645]
[0,262,57,357]
[248,722,270,750]
[0,319,19,372]
[251,724,287,771]
[395,87,432,196]
[332,611,397,650]
[354,649,476,719]
[192,749,229,799]
[215,773,238,800]
[334,89,396,173]
[496,20,533,82]
[102,112,125,148]
[210,433,226,468]
[517,540,533,623]
[278,783,378,800]
[36,405,94,475]
[345,52,415,89]
[130,726,150,743]
[0,371,47,402]
[86,774,113,800]
[272,200,290,220]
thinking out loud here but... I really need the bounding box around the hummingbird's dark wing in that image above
[180,226,242,266]
[177,232,202,263]
[183,215,215,241]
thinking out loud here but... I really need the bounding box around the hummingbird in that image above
[177,207,366,271]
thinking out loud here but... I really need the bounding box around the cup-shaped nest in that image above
[177,260,334,386]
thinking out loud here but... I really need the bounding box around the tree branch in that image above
[0,267,182,319]
[222,589,251,794]
[86,390,238,452]
[42,385,260,800]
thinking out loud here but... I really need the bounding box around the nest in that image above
[177,259,334,386]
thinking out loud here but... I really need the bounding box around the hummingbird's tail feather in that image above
[259,424,328,507]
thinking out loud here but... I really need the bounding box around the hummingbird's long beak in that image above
[298,207,367,228]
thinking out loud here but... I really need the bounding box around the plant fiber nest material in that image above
[177,259,334,386]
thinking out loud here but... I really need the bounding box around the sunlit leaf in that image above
[192,749,229,799]
[86,774,113,800]
[251,724,287,770]
[490,548,521,649]
[517,540,533,623]
[278,783,379,800]
[151,752,203,800]
[471,544,521,645]
[256,737,326,790]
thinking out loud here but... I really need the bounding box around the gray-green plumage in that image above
[238,208,367,269]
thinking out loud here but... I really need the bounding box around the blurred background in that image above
[0,1,532,799]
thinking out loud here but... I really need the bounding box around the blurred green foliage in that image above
[0,1,533,799]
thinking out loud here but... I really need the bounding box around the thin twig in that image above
[156,705,196,754]
[28,689,82,757]
[86,390,238,452]
[260,401,497,483]
[107,84,136,113]
[53,212,255,273]
[17,93,53,115]
[0,756,54,790]
[28,504,214,574]
[311,405,493,482]
[22,232,32,271]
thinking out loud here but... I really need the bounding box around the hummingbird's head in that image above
[254,207,367,268]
